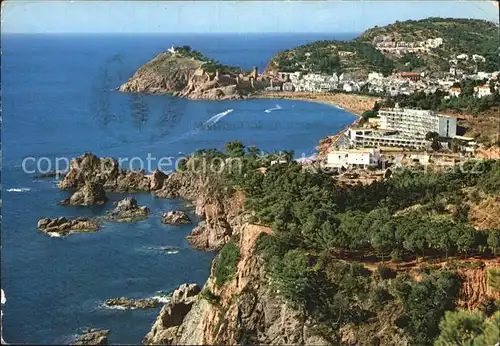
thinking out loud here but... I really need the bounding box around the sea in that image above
[1,33,357,344]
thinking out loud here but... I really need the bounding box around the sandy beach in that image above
[252,91,381,116]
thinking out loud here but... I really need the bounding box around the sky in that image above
[1,1,499,34]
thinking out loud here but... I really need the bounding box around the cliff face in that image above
[145,223,330,345]
[155,172,246,251]
[457,265,500,310]
[119,51,246,100]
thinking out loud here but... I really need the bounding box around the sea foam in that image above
[202,109,234,127]
[6,188,31,192]
[264,104,282,113]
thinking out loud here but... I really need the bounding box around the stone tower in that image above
[252,66,258,79]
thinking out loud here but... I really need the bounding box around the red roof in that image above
[397,72,420,77]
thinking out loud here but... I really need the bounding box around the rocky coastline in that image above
[104,297,161,310]
[118,51,249,100]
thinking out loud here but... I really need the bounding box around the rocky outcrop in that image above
[150,169,168,191]
[155,172,246,251]
[59,182,108,206]
[118,51,248,100]
[59,153,119,190]
[106,197,151,222]
[143,283,201,344]
[104,297,160,309]
[37,217,99,236]
[143,224,329,345]
[161,211,192,225]
[73,329,109,345]
[59,153,167,193]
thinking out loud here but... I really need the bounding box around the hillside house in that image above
[449,87,461,97]
[326,148,381,169]
[473,85,492,98]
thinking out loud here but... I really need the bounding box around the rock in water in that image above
[161,211,192,225]
[104,297,160,309]
[59,182,108,206]
[150,169,168,191]
[59,152,119,190]
[106,197,151,222]
[143,283,200,345]
[73,329,109,345]
[37,217,99,236]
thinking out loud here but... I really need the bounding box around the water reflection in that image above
[129,93,149,131]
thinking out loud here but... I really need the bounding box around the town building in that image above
[326,148,381,169]
[379,106,457,139]
[449,87,461,97]
[472,54,486,63]
[345,128,429,148]
[474,85,492,98]
[396,72,421,82]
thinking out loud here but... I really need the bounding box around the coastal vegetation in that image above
[266,17,498,76]
[170,45,243,74]
[360,17,499,73]
[180,141,499,344]
[213,241,240,287]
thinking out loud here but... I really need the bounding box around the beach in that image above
[252,91,381,116]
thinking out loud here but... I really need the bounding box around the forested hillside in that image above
[185,141,500,345]
[265,17,499,77]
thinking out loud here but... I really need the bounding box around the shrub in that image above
[200,288,220,306]
[486,267,500,293]
[214,241,240,287]
[377,264,396,279]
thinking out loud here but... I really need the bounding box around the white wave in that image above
[264,104,282,113]
[1,289,5,305]
[48,232,63,238]
[202,109,234,128]
[164,250,179,255]
[152,295,171,304]
[6,188,30,192]
[102,303,132,310]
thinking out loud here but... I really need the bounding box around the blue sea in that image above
[1,33,357,344]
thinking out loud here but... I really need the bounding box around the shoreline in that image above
[250,91,381,117]
[251,91,381,155]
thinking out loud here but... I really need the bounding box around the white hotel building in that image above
[379,107,457,139]
[345,106,457,149]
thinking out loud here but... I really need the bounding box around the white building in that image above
[477,71,492,80]
[368,72,384,81]
[282,82,294,92]
[457,54,469,60]
[343,83,353,92]
[346,128,429,148]
[472,54,486,63]
[425,37,443,48]
[474,85,492,98]
[326,148,380,169]
[449,87,461,97]
[379,106,457,139]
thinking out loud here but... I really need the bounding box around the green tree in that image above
[474,312,500,346]
[225,140,245,157]
[435,309,486,346]
[487,230,500,256]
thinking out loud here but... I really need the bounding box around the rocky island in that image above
[37,217,99,237]
[161,211,192,225]
[119,46,261,100]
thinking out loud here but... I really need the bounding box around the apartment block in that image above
[379,107,457,139]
